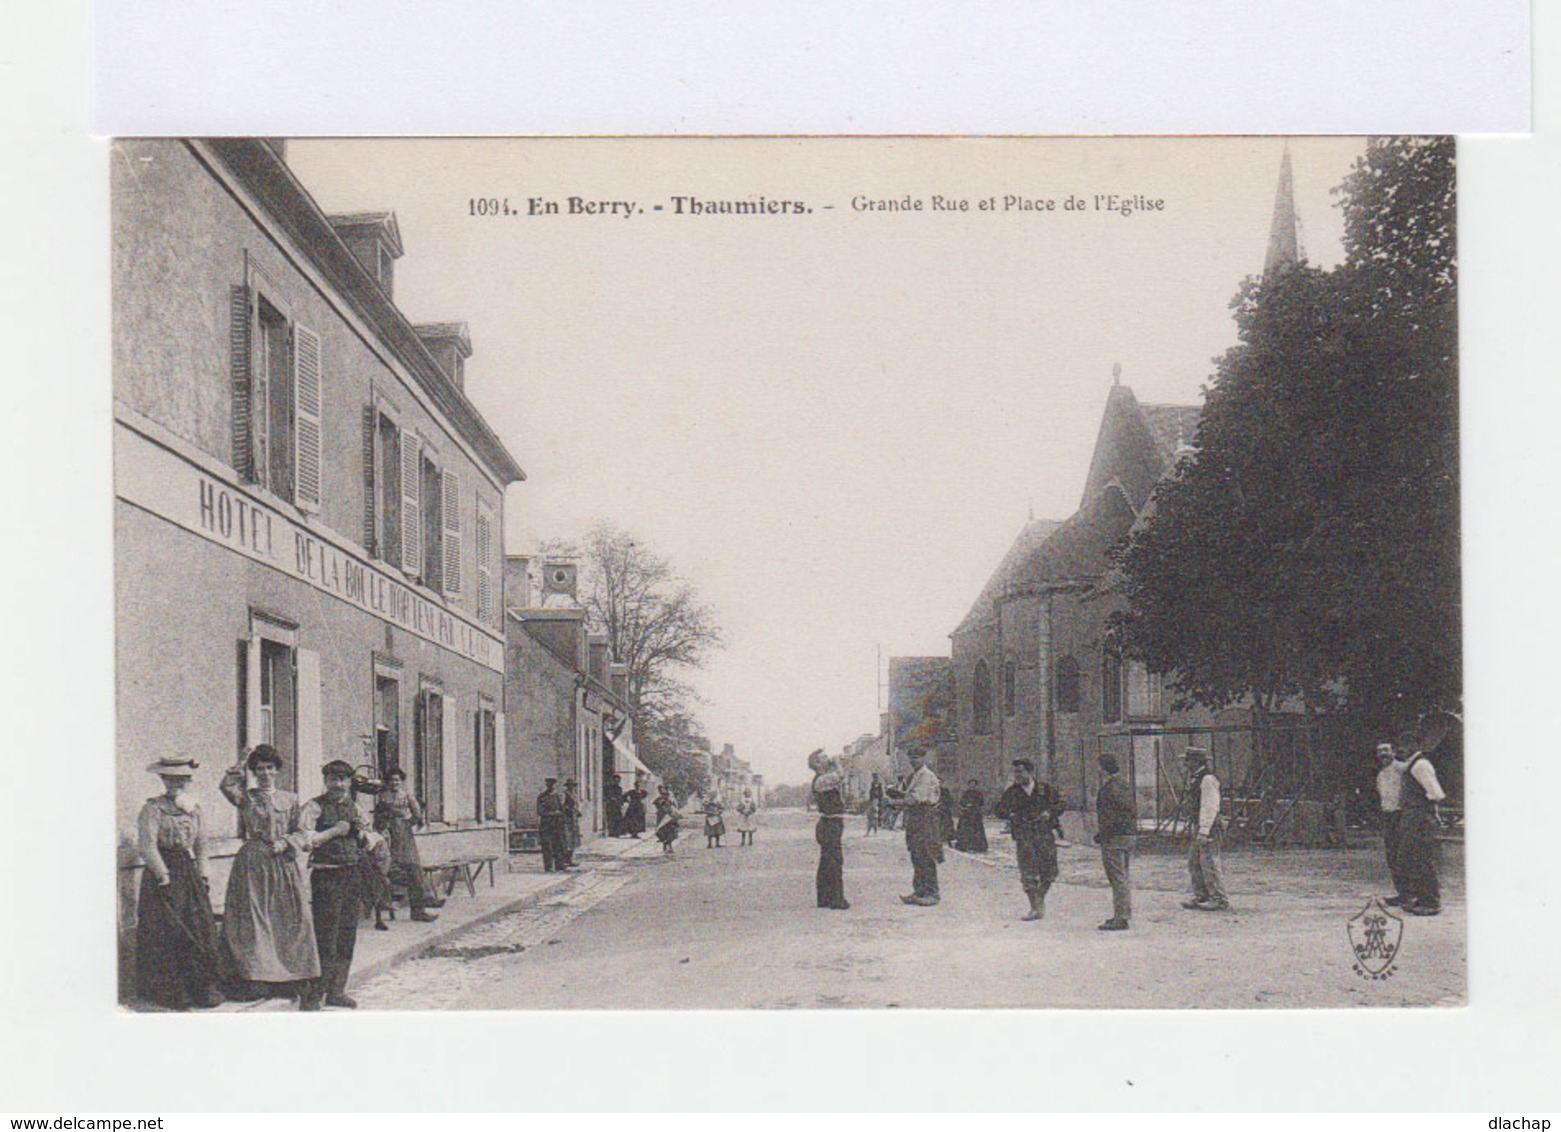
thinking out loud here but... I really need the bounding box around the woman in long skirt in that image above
[372,768,441,922]
[218,746,320,999]
[622,782,648,838]
[135,756,224,1010]
[654,787,681,855]
[734,788,759,846]
[956,780,989,853]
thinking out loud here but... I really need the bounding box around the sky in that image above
[287,136,1366,785]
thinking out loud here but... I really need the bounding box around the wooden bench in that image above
[422,854,499,900]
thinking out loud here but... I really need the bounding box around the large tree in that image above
[544,522,724,789]
[1114,137,1458,735]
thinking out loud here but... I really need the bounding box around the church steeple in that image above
[1263,144,1300,276]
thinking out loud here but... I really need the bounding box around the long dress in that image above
[654,795,680,847]
[218,771,321,983]
[135,796,222,1009]
[373,786,436,909]
[622,788,648,836]
[734,800,759,834]
[703,800,726,840]
[956,788,988,852]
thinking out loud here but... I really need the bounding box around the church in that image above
[946,152,1314,839]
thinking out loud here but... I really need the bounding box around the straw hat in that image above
[147,756,199,777]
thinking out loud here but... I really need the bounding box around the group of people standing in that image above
[809,744,1234,932]
[601,774,649,839]
[536,777,584,872]
[134,745,445,1013]
[562,776,759,858]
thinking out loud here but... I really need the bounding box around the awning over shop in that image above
[609,736,654,784]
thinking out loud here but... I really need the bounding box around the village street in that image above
[347,809,1465,1011]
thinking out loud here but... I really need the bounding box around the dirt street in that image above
[353,808,1465,1010]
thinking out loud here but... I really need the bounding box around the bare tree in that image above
[542,521,723,729]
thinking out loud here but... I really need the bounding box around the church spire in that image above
[1263,144,1300,276]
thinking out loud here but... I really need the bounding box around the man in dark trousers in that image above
[537,777,569,872]
[1180,747,1230,912]
[1398,744,1448,915]
[603,774,625,837]
[897,747,942,906]
[994,758,1065,921]
[1093,753,1136,931]
[299,759,374,1011]
[809,750,850,910]
[562,778,583,863]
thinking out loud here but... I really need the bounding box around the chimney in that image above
[414,321,473,390]
[327,211,403,298]
[587,635,610,684]
[504,554,533,611]
[609,662,629,704]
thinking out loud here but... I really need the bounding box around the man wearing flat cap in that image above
[1180,747,1229,912]
[896,747,943,906]
[299,758,376,1010]
[537,777,569,873]
[1093,753,1136,931]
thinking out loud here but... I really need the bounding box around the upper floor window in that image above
[362,404,463,601]
[1055,655,1081,715]
[232,261,322,513]
[972,659,993,736]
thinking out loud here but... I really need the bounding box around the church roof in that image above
[953,383,1198,638]
[953,517,1061,634]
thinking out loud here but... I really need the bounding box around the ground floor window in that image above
[416,682,445,823]
[475,698,498,822]
[374,658,401,779]
[241,612,299,794]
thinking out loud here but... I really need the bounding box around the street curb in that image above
[348,838,662,989]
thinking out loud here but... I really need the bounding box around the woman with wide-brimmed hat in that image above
[218,745,321,999]
[135,756,224,1010]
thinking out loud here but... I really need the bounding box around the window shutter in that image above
[442,694,462,821]
[361,405,378,554]
[230,285,255,481]
[475,503,493,621]
[295,648,323,791]
[441,470,462,597]
[400,432,422,580]
[491,711,506,823]
[292,324,323,513]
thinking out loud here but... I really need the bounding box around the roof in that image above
[953,518,1061,634]
[326,211,404,257]
[954,383,1199,637]
[198,139,525,486]
[1005,484,1139,595]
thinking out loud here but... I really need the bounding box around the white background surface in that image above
[3,0,1556,1113]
